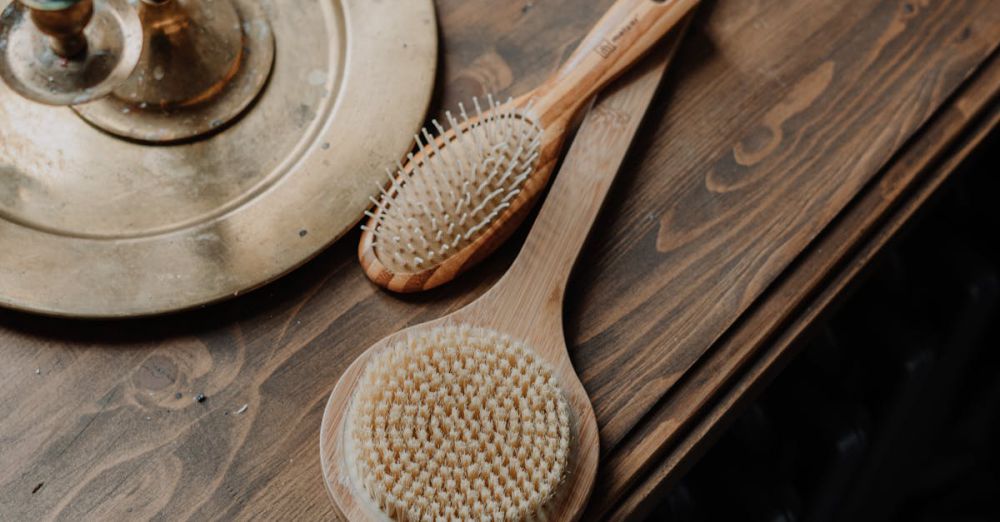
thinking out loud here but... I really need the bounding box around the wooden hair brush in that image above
[360,0,699,292]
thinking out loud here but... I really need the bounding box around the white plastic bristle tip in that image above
[368,95,543,273]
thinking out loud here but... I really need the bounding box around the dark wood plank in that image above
[569,0,999,449]
[0,0,997,520]
[599,47,1000,521]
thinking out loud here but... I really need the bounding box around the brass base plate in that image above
[0,0,438,317]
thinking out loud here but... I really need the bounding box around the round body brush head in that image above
[362,96,543,281]
[346,324,571,521]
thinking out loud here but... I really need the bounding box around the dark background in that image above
[648,127,1000,521]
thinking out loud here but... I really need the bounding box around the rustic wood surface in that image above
[599,47,1000,521]
[1,1,998,520]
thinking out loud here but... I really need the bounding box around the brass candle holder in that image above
[0,0,438,317]
[0,0,142,105]
[0,0,274,141]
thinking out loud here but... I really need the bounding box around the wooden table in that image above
[2,1,998,520]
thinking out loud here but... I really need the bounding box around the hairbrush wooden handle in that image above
[489,16,693,319]
[532,0,698,127]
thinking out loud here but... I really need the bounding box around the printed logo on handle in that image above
[594,16,640,59]
[596,39,617,58]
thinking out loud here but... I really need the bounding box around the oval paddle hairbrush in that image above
[360,0,698,292]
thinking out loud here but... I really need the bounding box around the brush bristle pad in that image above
[365,96,543,274]
[347,324,571,521]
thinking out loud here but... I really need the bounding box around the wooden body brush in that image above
[360,0,699,292]
[322,20,692,521]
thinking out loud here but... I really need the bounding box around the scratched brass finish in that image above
[73,0,276,142]
[1,0,276,141]
[0,0,142,105]
[0,0,438,317]
[25,0,93,57]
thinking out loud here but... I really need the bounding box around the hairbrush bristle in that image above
[347,324,571,521]
[363,95,543,273]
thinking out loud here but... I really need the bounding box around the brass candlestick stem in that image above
[0,0,143,105]
[0,0,274,142]
[25,0,92,57]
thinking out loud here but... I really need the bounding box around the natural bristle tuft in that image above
[365,96,543,273]
[347,324,571,521]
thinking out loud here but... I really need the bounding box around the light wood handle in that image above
[533,0,698,126]
[491,20,691,314]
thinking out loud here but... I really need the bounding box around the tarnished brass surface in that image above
[0,0,438,317]
[27,0,93,58]
[73,0,276,142]
[120,0,244,107]
[0,0,142,105]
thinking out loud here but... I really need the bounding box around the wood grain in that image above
[595,43,1000,522]
[0,0,998,520]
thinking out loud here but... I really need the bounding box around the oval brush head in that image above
[361,95,547,292]
[346,324,572,521]
[359,0,700,293]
